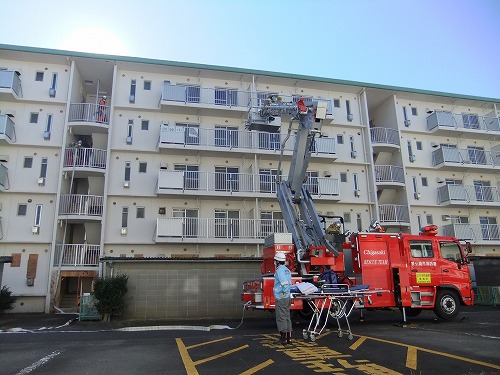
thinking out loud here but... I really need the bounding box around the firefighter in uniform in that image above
[273,252,292,345]
[97,96,107,122]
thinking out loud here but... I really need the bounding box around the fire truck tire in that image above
[434,289,460,320]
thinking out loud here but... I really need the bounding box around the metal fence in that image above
[59,194,104,216]
[68,103,110,125]
[54,244,100,266]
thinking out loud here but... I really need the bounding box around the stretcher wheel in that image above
[310,333,316,342]
[338,331,343,338]
[302,329,308,340]
[348,334,353,340]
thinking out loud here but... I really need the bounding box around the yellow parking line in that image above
[351,335,500,371]
[406,346,417,370]
[193,345,249,366]
[186,336,233,349]
[239,359,275,375]
[176,338,199,375]
[349,336,366,350]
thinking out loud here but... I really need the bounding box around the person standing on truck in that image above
[274,252,292,345]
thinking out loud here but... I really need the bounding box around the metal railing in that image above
[158,170,340,196]
[378,204,410,223]
[374,165,405,183]
[63,147,107,169]
[68,103,110,125]
[162,84,251,108]
[0,115,16,142]
[0,70,22,97]
[442,224,500,241]
[59,194,104,216]
[427,111,500,133]
[437,185,500,204]
[156,217,287,239]
[54,244,100,266]
[370,127,400,146]
[432,146,500,168]
[159,125,336,154]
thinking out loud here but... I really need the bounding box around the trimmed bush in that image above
[0,286,17,312]
[93,274,128,321]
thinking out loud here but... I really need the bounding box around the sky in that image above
[1,0,499,99]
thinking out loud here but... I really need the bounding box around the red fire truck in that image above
[242,96,474,321]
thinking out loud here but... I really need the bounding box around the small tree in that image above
[93,274,128,322]
[0,286,17,313]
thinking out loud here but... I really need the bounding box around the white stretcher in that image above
[291,283,373,341]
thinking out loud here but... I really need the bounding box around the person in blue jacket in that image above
[273,252,292,345]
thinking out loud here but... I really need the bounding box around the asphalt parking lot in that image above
[0,305,499,374]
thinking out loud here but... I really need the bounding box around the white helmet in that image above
[274,252,286,262]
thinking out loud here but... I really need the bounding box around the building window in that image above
[416,141,422,150]
[356,213,362,232]
[17,204,27,216]
[346,100,352,121]
[139,162,147,173]
[50,73,58,91]
[40,158,48,178]
[421,177,428,187]
[125,161,131,181]
[407,141,415,162]
[24,157,33,168]
[186,85,201,103]
[141,120,149,130]
[215,88,237,106]
[136,207,145,219]
[426,214,433,225]
[35,71,44,81]
[333,99,340,108]
[122,207,129,228]
[45,114,53,133]
[343,212,351,223]
[143,81,151,90]
[417,214,422,230]
[403,106,409,126]
[411,107,418,116]
[340,172,347,183]
[336,134,344,144]
[353,173,359,191]
[34,204,42,226]
[174,164,199,190]
[127,120,133,144]
[30,113,39,124]
[130,79,136,102]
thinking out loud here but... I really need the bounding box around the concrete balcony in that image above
[0,70,22,101]
[0,164,8,191]
[157,170,340,200]
[158,124,336,157]
[68,103,110,134]
[62,147,107,177]
[432,146,500,171]
[442,224,500,243]
[371,127,400,153]
[378,204,410,227]
[0,115,16,145]
[58,194,104,221]
[54,244,100,267]
[427,111,500,140]
[155,217,286,243]
[437,185,500,207]
[374,165,405,187]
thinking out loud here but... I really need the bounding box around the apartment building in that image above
[0,45,499,317]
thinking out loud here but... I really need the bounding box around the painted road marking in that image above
[176,336,273,375]
[15,350,62,375]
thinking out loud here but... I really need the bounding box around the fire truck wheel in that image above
[434,289,460,320]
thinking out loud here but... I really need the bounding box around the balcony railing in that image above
[438,185,500,205]
[442,224,500,242]
[374,165,404,183]
[68,103,110,125]
[162,84,251,109]
[59,194,104,216]
[432,147,500,168]
[427,111,500,133]
[63,147,107,169]
[370,127,400,146]
[0,70,22,97]
[157,170,340,197]
[156,217,287,240]
[378,204,410,223]
[159,125,336,154]
[54,244,100,266]
[0,115,16,143]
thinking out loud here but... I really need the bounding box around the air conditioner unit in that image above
[129,95,135,103]
[347,114,353,122]
[126,136,133,144]
[323,170,332,177]
[32,225,40,234]
[409,155,416,162]
[351,150,357,159]
[49,88,56,97]
[120,227,128,235]
[123,180,130,188]
[160,162,168,170]
[354,190,361,197]
[37,177,45,185]
[43,131,51,140]
[404,120,411,127]
[414,192,421,199]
